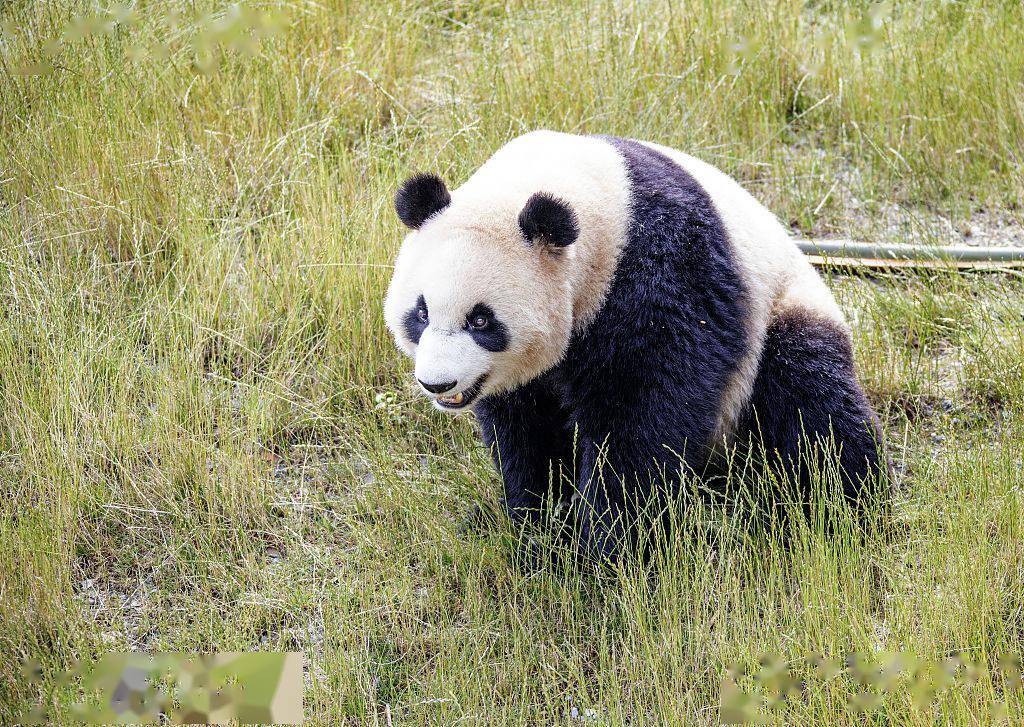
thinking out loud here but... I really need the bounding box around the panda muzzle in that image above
[434,374,488,410]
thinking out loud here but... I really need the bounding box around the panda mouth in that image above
[435,374,488,410]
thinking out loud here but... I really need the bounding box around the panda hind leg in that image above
[737,308,886,517]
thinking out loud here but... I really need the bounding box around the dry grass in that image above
[1,1,1023,724]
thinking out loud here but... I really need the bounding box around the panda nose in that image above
[418,378,457,394]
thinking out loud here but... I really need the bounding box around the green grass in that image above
[2,1,1023,724]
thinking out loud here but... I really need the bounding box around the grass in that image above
[1,0,1023,723]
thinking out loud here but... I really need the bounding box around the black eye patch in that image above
[465,303,509,352]
[402,294,428,344]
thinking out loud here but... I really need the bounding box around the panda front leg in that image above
[567,437,632,565]
[474,378,574,549]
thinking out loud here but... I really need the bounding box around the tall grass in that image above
[2,1,1023,723]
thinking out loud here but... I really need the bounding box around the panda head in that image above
[383,172,581,412]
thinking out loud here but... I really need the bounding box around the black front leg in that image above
[474,378,574,530]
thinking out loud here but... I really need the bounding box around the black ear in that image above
[395,173,451,229]
[518,192,579,248]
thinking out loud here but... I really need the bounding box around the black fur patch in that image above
[466,303,509,352]
[736,308,885,506]
[395,173,450,229]
[518,192,579,248]
[402,294,428,344]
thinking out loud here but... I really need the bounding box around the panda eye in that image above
[416,306,428,323]
[468,314,490,330]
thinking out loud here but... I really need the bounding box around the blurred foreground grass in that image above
[2,1,1023,723]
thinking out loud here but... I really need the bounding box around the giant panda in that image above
[384,130,885,561]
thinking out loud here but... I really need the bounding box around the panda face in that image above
[384,230,573,412]
[384,174,582,412]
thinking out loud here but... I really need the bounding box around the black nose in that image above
[418,378,457,394]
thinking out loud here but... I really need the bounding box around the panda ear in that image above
[518,192,579,248]
[395,173,451,229]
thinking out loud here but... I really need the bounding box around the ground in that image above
[1,1,1023,725]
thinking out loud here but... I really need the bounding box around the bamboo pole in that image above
[797,240,1024,271]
